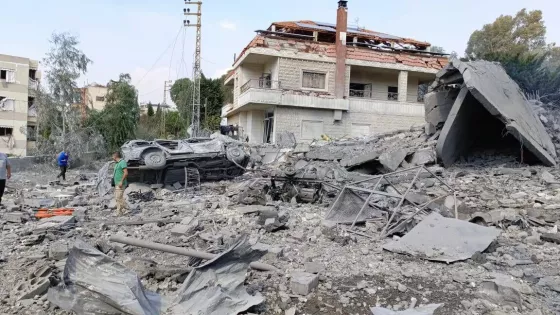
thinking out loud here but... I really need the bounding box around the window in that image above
[27,126,37,141]
[0,69,15,83]
[302,71,326,90]
[0,98,14,111]
[96,96,105,102]
[0,127,13,136]
[388,86,398,101]
[29,69,37,80]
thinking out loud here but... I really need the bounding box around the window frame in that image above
[95,96,105,102]
[301,70,328,91]
[0,127,14,137]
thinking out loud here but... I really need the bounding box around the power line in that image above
[184,0,202,137]
[134,24,184,87]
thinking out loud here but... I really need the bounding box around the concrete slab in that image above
[424,89,460,127]
[383,213,500,263]
[379,149,408,172]
[35,216,76,233]
[435,59,556,166]
[341,151,380,169]
[290,271,319,295]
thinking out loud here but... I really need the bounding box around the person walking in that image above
[0,152,11,205]
[112,151,129,216]
[56,150,69,181]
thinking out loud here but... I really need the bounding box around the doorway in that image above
[263,111,274,143]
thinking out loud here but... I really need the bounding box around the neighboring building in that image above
[139,103,177,115]
[0,53,40,156]
[223,0,448,144]
[75,83,109,118]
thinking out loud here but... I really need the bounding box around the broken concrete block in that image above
[49,242,69,260]
[34,216,76,233]
[3,212,23,223]
[290,271,319,295]
[537,276,560,293]
[541,233,560,244]
[173,182,183,190]
[371,303,444,315]
[424,90,460,127]
[304,262,325,274]
[379,149,408,172]
[340,151,380,169]
[410,148,436,166]
[541,170,558,184]
[171,218,199,236]
[477,273,533,307]
[12,266,52,301]
[293,143,310,154]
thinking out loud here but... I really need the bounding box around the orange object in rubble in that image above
[35,208,74,219]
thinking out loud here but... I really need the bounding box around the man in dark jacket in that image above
[56,151,69,181]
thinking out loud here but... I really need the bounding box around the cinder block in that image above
[291,271,319,295]
[49,242,69,260]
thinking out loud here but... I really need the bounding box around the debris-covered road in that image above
[1,125,560,315]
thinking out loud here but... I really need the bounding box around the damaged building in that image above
[222,1,447,144]
[426,59,557,166]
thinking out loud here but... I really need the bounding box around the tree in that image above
[170,73,226,132]
[36,32,103,157]
[430,46,446,54]
[89,74,140,151]
[466,9,548,60]
[465,9,560,103]
[165,111,186,138]
[147,102,155,117]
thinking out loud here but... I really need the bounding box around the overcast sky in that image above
[2,0,559,104]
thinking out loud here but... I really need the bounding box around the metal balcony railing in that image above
[349,89,400,101]
[240,79,281,94]
[29,79,39,90]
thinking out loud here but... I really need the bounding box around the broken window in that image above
[0,69,15,83]
[29,69,37,80]
[96,96,105,102]
[349,83,372,98]
[0,127,13,136]
[27,125,37,141]
[0,98,15,111]
[302,71,326,90]
[388,86,398,101]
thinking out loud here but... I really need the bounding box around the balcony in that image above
[349,89,399,101]
[29,79,38,90]
[235,79,349,113]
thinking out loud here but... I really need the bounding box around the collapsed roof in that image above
[429,59,557,166]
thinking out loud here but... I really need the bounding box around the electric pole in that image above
[162,80,173,138]
[184,0,202,137]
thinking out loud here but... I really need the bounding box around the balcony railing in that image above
[29,79,38,90]
[349,89,400,101]
[241,79,281,94]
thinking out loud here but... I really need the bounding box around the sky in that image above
[2,0,559,105]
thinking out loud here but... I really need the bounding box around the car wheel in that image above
[142,150,167,169]
[226,146,245,165]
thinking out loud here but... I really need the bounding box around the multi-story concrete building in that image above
[0,53,40,156]
[75,83,109,119]
[223,1,448,144]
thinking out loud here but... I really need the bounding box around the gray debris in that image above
[169,236,266,315]
[291,271,319,296]
[379,149,408,172]
[477,273,534,307]
[371,304,444,315]
[341,151,380,169]
[432,59,556,166]
[12,266,52,301]
[537,276,560,293]
[35,216,76,233]
[383,213,501,263]
[48,239,163,315]
[409,148,436,166]
[49,241,69,260]
[324,187,381,224]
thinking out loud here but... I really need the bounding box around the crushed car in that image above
[97,136,249,194]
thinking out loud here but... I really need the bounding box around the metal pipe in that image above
[109,235,279,272]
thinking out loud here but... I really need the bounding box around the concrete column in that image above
[313,31,318,42]
[398,70,408,102]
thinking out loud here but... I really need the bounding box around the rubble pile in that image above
[1,61,560,315]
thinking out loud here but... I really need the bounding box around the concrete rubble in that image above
[3,91,560,314]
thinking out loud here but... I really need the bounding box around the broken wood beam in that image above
[109,235,279,272]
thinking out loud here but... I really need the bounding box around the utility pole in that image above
[162,80,173,138]
[204,97,208,129]
[184,0,202,137]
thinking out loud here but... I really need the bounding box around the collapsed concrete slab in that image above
[429,59,557,166]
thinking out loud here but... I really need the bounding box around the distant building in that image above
[0,53,41,156]
[75,83,108,118]
[139,103,177,115]
[223,1,448,144]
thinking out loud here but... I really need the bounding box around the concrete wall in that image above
[245,110,265,143]
[0,54,35,156]
[274,100,425,141]
[85,86,108,111]
[278,58,336,95]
